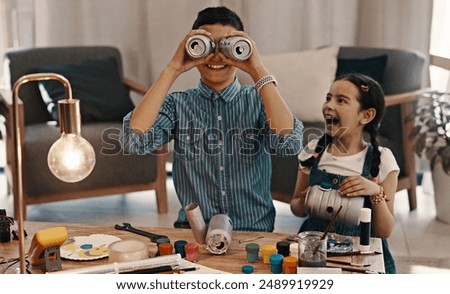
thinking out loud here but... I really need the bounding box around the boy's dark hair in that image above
[192,6,244,31]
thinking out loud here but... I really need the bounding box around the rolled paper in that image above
[184,202,207,244]
[205,214,233,255]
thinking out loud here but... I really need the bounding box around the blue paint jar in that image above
[269,253,284,274]
[245,243,260,263]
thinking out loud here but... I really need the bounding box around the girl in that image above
[290,73,399,273]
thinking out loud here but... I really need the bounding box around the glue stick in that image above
[359,208,371,251]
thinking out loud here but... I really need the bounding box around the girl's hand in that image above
[338,175,380,197]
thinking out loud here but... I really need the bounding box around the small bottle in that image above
[269,254,284,274]
[158,242,173,256]
[245,243,260,263]
[261,244,277,264]
[289,243,299,259]
[242,265,254,274]
[276,241,290,257]
[185,243,199,262]
[155,237,171,257]
[359,208,371,251]
[174,240,188,258]
[283,256,298,274]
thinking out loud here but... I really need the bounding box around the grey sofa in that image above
[0,46,168,219]
[270,46,426,211]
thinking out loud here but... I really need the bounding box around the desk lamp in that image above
[12,73,96,273]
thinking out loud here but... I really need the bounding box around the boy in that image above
[120,6,303,231]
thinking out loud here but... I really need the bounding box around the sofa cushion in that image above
[336,54,388,84]
[34,57,135,123]
[237,45,339,123]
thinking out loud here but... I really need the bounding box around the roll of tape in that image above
[108,239,148,263]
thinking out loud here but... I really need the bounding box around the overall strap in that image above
[308,143,374,189]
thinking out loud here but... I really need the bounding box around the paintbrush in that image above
[326,258,370,267]
[327,250,382,257]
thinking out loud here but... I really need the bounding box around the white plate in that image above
[60,234,121,261]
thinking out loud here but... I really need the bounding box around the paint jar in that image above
[269,254,284,274]
[185,243,199,262]
[242,265,254,274]
[158,242,173,256]
[276,241,290,257]
[155,237,170,257]
[261,244,277,264]
[289,243,299,258]
[174,240,188,258]
[245,243,260,263]
[283,256,298,274]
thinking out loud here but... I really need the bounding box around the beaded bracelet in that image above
[370,185,387,204]
[255,75,277,93]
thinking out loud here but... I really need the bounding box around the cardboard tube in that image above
[184,202,206,244]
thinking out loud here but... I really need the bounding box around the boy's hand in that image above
[167,30,212,76]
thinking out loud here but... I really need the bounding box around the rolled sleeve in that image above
[120,99,175,155]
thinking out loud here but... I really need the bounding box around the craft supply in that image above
[114,222,167,242]
[121,265,198,274]
[282,256,298,274]
[298,231,327,268]
[205,214,233,255]
[326,264,377,274]
[289,243,298,258]
[276,240,290,257]
[327,250,382,257]
[185,242,199,262]
[326,258,370,267]
[238,236,264,243]
[155,237,171,257]
[269,254,284,274]
[261,244,277,264]
[242,265,254,274]
[174,240,188,258]
[159,242,174,256]
[108,239,148,262]
[359,208,371,251]
[245,243,260,263]
[49,254,182,274]
[184,202,207,244]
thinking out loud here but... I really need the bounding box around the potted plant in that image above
[407,91,450,224]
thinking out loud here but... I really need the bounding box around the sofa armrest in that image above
[123,78,149,96]
[384,88,430,107]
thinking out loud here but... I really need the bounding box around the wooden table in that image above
[0,221,384,274]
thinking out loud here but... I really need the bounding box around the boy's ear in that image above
[361,108,376,124]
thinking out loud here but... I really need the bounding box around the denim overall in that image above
[299,143,396,274]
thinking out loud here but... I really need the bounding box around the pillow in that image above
[237,45,339,123]
[336,55,388,85]
[35,57,135,123]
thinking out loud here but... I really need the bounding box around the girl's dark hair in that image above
[300,73,385,178]
[192,6,244,31]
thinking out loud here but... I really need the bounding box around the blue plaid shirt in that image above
[121,77,303,231]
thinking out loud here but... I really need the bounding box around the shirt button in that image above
[221,191,226,196]
[218,140,223,145]
[217,115,222,121]
[186,135,191,141]
[219,166,224,171]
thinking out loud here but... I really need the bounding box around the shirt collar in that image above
[198,76,242,103]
